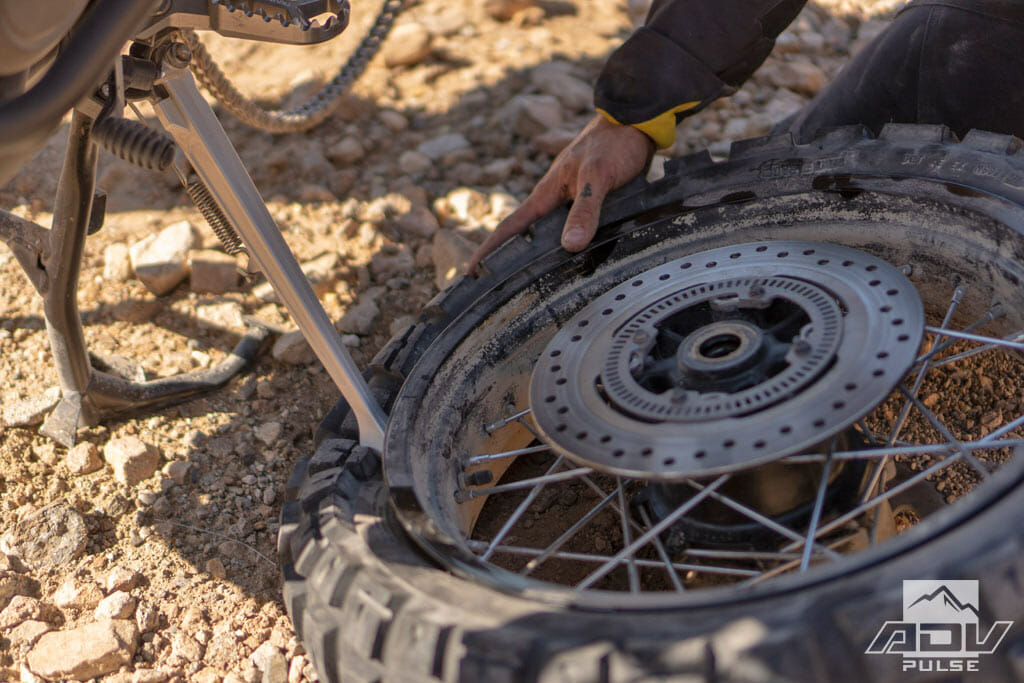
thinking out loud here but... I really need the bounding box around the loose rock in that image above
[95,591,136,620]
[2,387,61,428]
[0,504,88,571]
[27,619,138,680]
[486,0,536,21]
[7,619,51,649]
[530,63,593,112]
[382,23,433,68]
[53,579,103,610]
[164,460,192,486]
[104,436,160,486]
[395,206,439,239]
[67,442,103,475]
[336,299,380,336]
[507,94,564,139]
[431,230,474,290]
[205,558,227,580]
[416,133,470,161]
[103,243,132,283]
[327,136,365,165]
[271,330,316,366]
[190,250,238,294]
[0,571,38,610]
[255,421,283,447]
[0,596,57,630]
[129,221,200,296]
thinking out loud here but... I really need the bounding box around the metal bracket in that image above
[151,64,387,451]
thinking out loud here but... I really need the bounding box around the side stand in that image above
[0,110,269,447]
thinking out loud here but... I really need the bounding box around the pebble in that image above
[255,421,283,447]
[252,252,338,303]
[327,136,365,165]
[395,206,439,238]
[129,221,200,296]
[67,442,103,475]
[271,330,316,366]
[398,150,432,175]
[382,23,433,68]
[0,596,56,630]
[53,579,103,610]
[135,601,160,633]
[95,591,137,620]
[105,567,140,594]
[195,301,244,332]
[27,619,138,680]
[443,188,489,223]
[416,133,470,161]
[137,490,158,507]
[378,110,408,132]
[486,0,536,21]
[103,243,132,282]
[507,94,564,139]
[7,620,51,649]
[431,230,474,290]
[336,299,380,336]
[0,571,38,610]
[530,63,593,113]
[104,436,161,486]
[297,184,335,203]
[189,250,238,294]
[0,503,88,570]
[1,387,61,428]
[480,157,517,184]
[165,460,191,486]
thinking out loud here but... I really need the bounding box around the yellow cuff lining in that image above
[598,101,701,149]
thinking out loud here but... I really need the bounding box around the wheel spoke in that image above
[923,326,1024,351]
[460,463,592,502]
[521,488,618,575]
[616,478,641,593]
[782,438,1024,463]
[638,506,685,592]
[931,330,1024,368]
[782,449,966,552]
[800,444,833,572]
[467,444,550,466]
[466,541,759,577]
[686,481,842,561]
[913,305,1004,365]
[479,456,565,560]
[485,408,531,434]
[575,475,731,590]
[898,385,991,479]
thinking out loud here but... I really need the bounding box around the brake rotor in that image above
[529,241,925,480]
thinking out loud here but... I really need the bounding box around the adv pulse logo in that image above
[866,580,1013,672]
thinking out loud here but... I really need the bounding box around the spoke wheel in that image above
[281,126,1024,682]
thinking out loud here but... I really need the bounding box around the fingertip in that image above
[561,227,587,252]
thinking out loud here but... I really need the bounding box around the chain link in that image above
[183,0,407,134]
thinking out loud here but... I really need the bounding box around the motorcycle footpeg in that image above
[141,0,350,45]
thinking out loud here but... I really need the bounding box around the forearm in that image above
[595,0,807,147]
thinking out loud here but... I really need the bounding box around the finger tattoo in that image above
[580,183,593,198]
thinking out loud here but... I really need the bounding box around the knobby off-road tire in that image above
[279,125,1024,682]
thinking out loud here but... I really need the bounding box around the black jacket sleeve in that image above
[594,0,807,147]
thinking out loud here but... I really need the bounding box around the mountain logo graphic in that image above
[903,581,980,625]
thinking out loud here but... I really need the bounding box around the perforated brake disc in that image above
[529,241,925,480]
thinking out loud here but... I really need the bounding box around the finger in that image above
[561,177,609,252]
[469,182,564,273]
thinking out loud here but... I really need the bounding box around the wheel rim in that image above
[384,188,1024,607]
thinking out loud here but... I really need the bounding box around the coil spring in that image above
[92,117,176,171]
[186,179,248,257]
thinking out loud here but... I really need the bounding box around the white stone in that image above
[67,442,103,475]
[129,221,200,295]
[164,461,191,485]
[382,23,433,68]
[395,206,439,238]
[530,64,592,113]
[103,243,132,282]
[327,137,365,165]
[271,330,316,366]
[103,436,160,487]
[95,591,136,620]
[336,299,380,336]
[254,422,282,447]
[507,95,564,139]
[2,387,60,428]
[416,133,470,161]
[27,619,138,681]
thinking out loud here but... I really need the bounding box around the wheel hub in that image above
[529,241,925,480]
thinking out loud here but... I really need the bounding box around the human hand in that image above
[469,115,655,273]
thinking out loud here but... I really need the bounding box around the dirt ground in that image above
[0,1,913,681]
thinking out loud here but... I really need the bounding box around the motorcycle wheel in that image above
[280,125,1024,682]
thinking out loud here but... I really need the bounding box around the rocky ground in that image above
[0,1,909,681]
